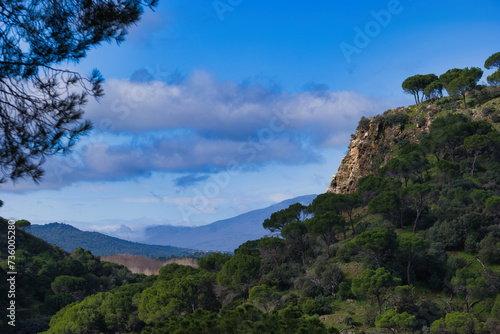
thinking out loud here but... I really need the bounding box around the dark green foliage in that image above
[198,253,231,272]
[282,221,310,265]
[485,52,500,70]
[431,312,488,334]
[368,190,404,226]
[405,183,437,233]
[336,242,357,263]
[40,294,75,316]
[0,219,143,333]
[15,219,31,230]
[248,284,278,311]
[307,212,345,252]
[261,262,304,291]
[259,237,287,270]
[309,192,362,236]
[216,253,261,291]
[47,284,146,333]
[466,85,500,107]
[482,105,496,116]
[337,281,354,301]
[397,234,428,285]
[358,175,401,203]
[138,271,219,323]
[51,275,88,300]
[297,278,323,298]
[402,74,439,104]
[318,264,345,297]
[144,305,333,334]
[492,294,500,320]
[354,228,396,268]
[297,296,333,316]
[357,116,371,132]
[488,69,500,86]
[375,310,416,333]
[492,113,500,123]
[450,267,497,313]
[380,147,429,187]
[440,67,483,109]
[424,80,444,101]
[159,263,199,281]
[352,267,402,315]
[479,233,500,265]
[263,203,307,233]
[375,111,410,129]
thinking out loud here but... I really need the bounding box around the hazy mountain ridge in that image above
[142,194,317,251]
[26,222,197,257]
[27,195,317,254]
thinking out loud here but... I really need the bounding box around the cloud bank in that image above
[2,70,389,192]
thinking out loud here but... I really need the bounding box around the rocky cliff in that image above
[326,89,500,194]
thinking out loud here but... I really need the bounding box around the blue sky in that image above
[2,0,500,236]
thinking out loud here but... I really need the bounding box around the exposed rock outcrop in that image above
[326,94,500,194]
[326,108,431,194]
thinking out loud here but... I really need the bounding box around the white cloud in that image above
[85,70,386,144]
[1,70,390,192]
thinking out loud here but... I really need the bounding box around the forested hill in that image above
[0,218,145,334]
[27,222,197,258]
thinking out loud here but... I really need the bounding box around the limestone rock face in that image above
[326,90,500,195]
[326,106,436,194]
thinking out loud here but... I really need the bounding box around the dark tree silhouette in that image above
[0,0,157,182]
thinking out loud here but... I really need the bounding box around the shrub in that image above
[482,105,496,116]
[336,281,354,301]
[478,233,500,265]
[357,116,370,132]
[492,113,500,123]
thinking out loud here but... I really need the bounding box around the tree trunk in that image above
[463,93,467,110]
[413,208,421,234]
[471,151,479,178]
[324,236,331,257]
[348,212,356,236]
[376,294,383,315]
[407,260,411,285]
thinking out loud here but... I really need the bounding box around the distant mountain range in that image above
[26,223,197,258]
[140,194,317,252]
[28,194,316,254]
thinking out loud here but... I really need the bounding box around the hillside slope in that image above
[0,218,143,334]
